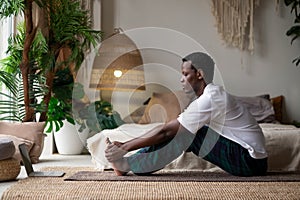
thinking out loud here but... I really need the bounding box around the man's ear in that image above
[197,69,204,80]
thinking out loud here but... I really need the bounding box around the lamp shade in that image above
[89,28,145,91]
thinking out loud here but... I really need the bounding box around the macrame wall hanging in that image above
[211,0,260,53]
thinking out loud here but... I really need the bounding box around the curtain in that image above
[0,17,13,100]
[0,17,13,60]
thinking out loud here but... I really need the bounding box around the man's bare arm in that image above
[121,119,181,152]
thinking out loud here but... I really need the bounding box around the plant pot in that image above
[53,120,88,155]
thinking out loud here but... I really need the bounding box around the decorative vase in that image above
[53,120,88,155]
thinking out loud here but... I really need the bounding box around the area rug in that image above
[64,170,300,182]
[2,167,300,200]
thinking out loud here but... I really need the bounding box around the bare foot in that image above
[111,158,129,176]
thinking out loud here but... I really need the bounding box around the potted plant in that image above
[0,0,102,124]
[284,0,300,66]
[51,82,124,154]
[0,0,102,156]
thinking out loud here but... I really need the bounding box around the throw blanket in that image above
[260,123,300,171]
[87,123,163,170]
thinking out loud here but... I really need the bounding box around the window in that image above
[0,17,13,60]
[0,17,13,100]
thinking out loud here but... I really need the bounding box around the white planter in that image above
[54,120,88,155]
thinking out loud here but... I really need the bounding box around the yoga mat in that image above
[65,170,300,182]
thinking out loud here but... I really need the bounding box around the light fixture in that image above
[89,28,145,91]
[113,70,123,78]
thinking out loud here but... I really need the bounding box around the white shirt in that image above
[177,83,268,159]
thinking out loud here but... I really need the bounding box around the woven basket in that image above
[0,158,20,181]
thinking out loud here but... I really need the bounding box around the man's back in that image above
[178,83,267,159]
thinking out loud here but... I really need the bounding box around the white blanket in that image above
[87,123,300,172]
[87,123,163,170]
[260,123,300,171]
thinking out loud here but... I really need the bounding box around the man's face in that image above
[180,61,200,95]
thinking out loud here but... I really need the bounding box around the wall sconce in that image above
[89,28,145,91]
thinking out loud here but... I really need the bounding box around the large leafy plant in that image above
[0,0,102,132]
[284,0,300,66]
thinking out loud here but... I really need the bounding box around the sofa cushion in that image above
[0,138,15,161]
[0,122,45,163]
[0,135,33,163]
[235,95,276,123]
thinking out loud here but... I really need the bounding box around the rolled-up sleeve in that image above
[177,94,212,134]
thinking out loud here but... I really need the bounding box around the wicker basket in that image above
[0,158,21,181]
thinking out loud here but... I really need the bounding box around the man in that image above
[105,52,268,177]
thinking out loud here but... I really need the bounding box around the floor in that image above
[0,135,95,199]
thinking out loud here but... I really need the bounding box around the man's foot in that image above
[111,158,129,176]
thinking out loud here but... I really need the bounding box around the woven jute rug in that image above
[2,167,300,200]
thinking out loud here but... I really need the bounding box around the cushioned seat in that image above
[0,121,45,163]
[0,138,15,161]
[0,135,33,163]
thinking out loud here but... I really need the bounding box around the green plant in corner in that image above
[284,0,300,66]
[0,0,102,133]
[45,97,73,132]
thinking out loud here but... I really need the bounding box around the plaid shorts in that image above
[126,126,268,176]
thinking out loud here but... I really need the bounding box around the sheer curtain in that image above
[0,17,13,62]
[0,17,14,100]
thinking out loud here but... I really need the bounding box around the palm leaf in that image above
[44,0,102,70]
[0,0,24,19]
[0,21,50,121]
[0,91,22,121]
[0,71,17,95]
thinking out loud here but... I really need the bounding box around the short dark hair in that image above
[182,52,215,84]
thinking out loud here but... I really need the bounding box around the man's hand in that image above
[105,138,128,162]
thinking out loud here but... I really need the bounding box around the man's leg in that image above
[187,126,268,176]
[125,130,195,175]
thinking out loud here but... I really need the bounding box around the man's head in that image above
[182,52,215,84]
[180,52,215,96]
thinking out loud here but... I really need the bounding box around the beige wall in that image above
[99,0,300,122]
